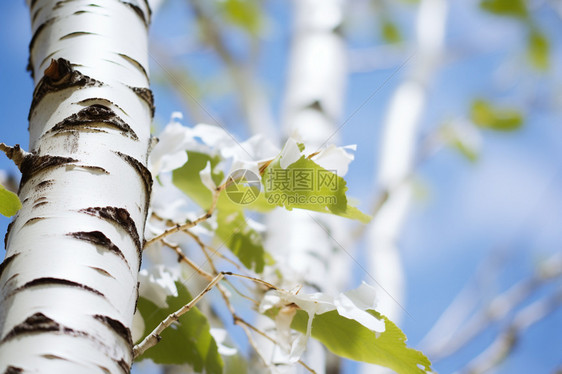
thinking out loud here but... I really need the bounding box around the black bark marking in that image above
[115,151,152,208]
[129,86,154,117]
[33,197,47,204]
[36,179,54,189]
[29,18,55,56]
[19,154,78,186]
[94,315,132,346]
[68,231,130,269]
[142,0,152,20]
[79,207,141,256]
[74,10,88,15]
[32,201,48,209]
[32,5,43,23]
[24,216,46,226]
[1,313,93,346]
[4,367,23,374]
[53,0,76,10]
[11,277,104,298]
[134,281,140,311]
[2,312,79,342]
[42,353,66,360]
[40,50,59,70]
[0,254,18,281]
[118,53,149,81]
[98,365,111,374]
[120,1,148,27]
[29,58,103,120]
[115,358,130,374]
[75,98,128,116]
[4,221,14,249]
[60,31,96,40]
[71,165,109,174]
[89,266,115,278]
[48,104,138,141]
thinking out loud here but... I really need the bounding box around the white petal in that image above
[280,138,303,169]
[210,328,238,356]
[138,266,179,309]
[311,144,356,177]
[200,161,217,192]
[334,282,385,333]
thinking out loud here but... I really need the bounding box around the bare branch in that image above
[461,289,562,374]
[133,272,224,359]
[145,185,223,247]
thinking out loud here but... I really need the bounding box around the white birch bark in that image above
[259,0,348,372]
[0,0,153,372]
[361,0,447,372]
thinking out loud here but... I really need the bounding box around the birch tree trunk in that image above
[259,0,348,372]
[0,0,153,372]
[361,0,447,372]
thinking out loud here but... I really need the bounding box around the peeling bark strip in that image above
[29,58,103,119]
[118,53,149,82]
[1,312,87,343]
[129,86,155,117]
[48,104,139,140]
[0,254,18,281]
[76,98,128,116]
[19,154,78,186]
[120,0,149,26]
[68,231,130,269]
[94,315,132,346]
[79,207,142,254]
[29,18,56,58]
[60,31,97,40]
[11,278,104,298]
[115,151,152,202]
[4,221,15,249]
[115,358,130,374]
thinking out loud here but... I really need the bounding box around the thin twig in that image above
[461,289,562,374]
[145,186,222,247]
[183,229,219,275]
[162,239,214,281]
[222,271,278,291]
[133,272,224,358]
[217,284,316,373]
[425,252,562,360]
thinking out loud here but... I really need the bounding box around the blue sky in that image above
[1,0,562,373]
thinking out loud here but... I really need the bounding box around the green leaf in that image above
[173,151,269,273]
[215,194,266,273]
[381,19,402,44]
[470,99,524,131]
[291,310,432,374]
[527,28,550,71]
[262,156,371,223]
[173,151,224,210]
[135,282,223,373]
[480,0,528,19]
[0,184,21,217]
[218,0,263,36]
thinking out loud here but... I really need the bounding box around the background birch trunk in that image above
[259,0,349,371]
[0,0,153,372]
[361,0,447,372]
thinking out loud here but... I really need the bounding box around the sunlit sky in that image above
[1,0,562,373]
